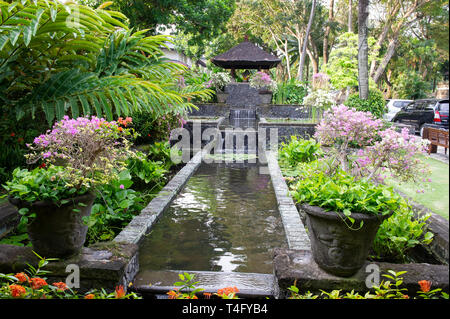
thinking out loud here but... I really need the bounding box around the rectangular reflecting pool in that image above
[138,162,287,274]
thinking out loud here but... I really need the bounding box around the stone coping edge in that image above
[265,150,311,251]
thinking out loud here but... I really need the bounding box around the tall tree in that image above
[370,0,432,84]
[323,0,335,65]
[298,0,317,81]
[348,0,353,32]
[114,0,236,56]
[358,0,370,99]
[0,0,212,124]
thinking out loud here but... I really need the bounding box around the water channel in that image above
[138,162,287,274]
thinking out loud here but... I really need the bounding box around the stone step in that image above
[132,270,278,299]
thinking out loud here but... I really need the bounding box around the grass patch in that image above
[384,155,449,220]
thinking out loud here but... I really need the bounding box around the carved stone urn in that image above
[301,204,390,277]
[216,90,228,103]
[9,193,96,258]
[258,88,273,105]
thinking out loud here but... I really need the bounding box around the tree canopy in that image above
[114,0,236,57]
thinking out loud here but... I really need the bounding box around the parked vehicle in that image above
[383,99,413,121]
[391,99,449,136]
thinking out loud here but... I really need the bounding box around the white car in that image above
[383,99,413,121]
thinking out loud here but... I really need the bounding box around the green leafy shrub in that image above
[392,70,431,100]
[131,112,186,145]
[127,152,168,190]
[2,166,89,203]
[85,170,144,245]
[290,162,402,224]
[273,80,307,105]
[280,158,434,262]
[279,136,323,166]
[345,89,386,118]
[372,203,434,262]
[146,141,180,170]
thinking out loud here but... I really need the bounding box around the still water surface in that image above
[138,163,287,274]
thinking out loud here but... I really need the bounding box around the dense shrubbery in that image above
[279,136,322,165]
[272,80,308,105]
[131,111,186,145]
[392,70,431,100]
[344,89,386,119]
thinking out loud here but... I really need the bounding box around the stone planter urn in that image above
[9,192,96,258]
[216,91,228,103]
[301,204,390,277]
[258,89,272,105]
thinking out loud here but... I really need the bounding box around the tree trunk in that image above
[369,2,401,78]
[323,0,335,65]
[370,0,429,84]
[298,0,316,82]
[307,34,319,74]
[358,0,370,99]
[372,37,398,84]
[348,0,353,32]
[284,38,292,80]
[306,48,319,75]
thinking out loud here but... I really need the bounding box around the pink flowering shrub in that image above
[314,104,430,183]
[356,127,430,182]
[26,116,137,189]
[249,71,276,91]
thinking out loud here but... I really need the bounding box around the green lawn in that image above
[384,155,449,220]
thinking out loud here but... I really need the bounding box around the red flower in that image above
[418,280,432,293]
[10,132,15,137]
[217,286,239,297]
[9,284,26,298]
[52,282,68,291]
[39,163,46,168]
[167,290,180,299]
[30,277,48,290]
[115,285,126,299]
[14,272,29,283]
[84,293,95,299]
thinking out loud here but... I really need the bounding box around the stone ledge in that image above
[265,151,311,251]
[273,248,449,298]
[132,270,277,299]
[0,242,138,293]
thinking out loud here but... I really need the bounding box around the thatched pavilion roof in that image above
[211,40,281,69]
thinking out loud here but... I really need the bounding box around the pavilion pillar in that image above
[230,68,237,81]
